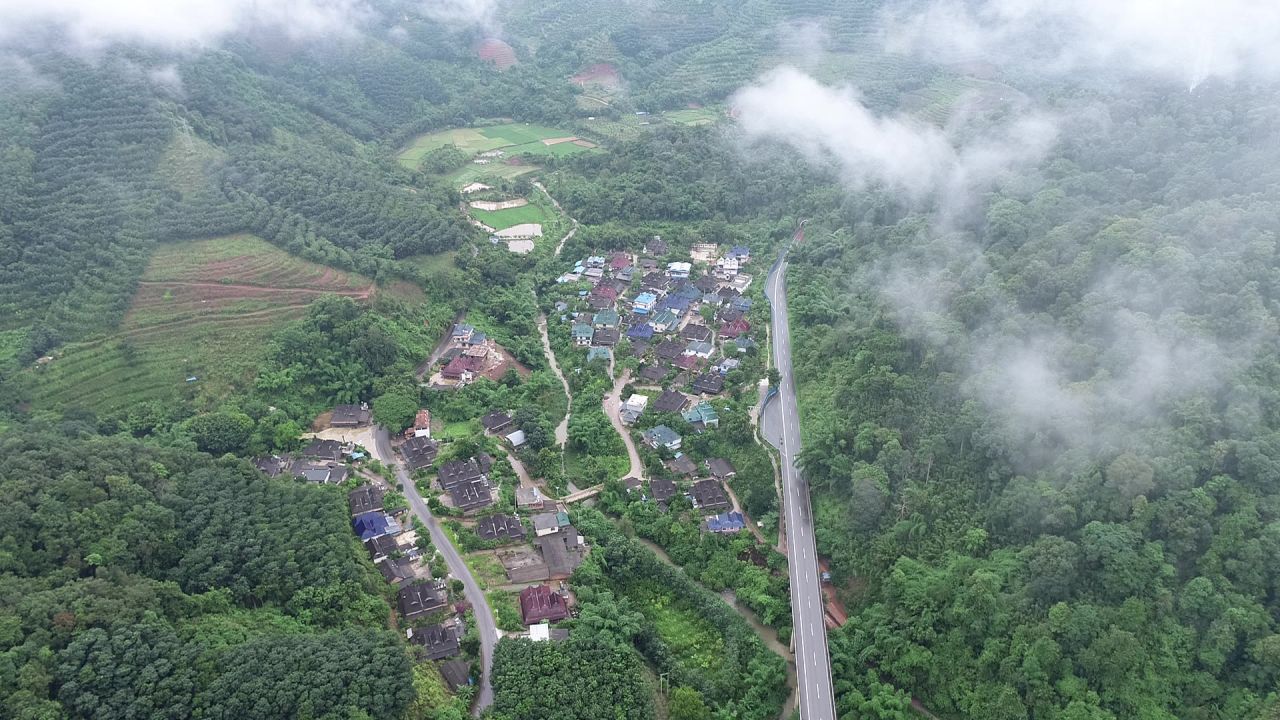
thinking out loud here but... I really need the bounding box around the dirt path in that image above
[535,307,572,448]
[416,312,463,380]
[602,368,647,481]
[532,181,577,257]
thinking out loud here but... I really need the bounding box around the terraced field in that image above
[31,235,377,414]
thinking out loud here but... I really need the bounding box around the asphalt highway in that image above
[764,240,837,720]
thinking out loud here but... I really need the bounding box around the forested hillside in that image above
[0,430,410,718]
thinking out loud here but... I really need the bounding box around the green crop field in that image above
[398,123,597,170]
[30,235,378,414]
[662,107,722,126]
[470,202,555,230]
[443,162,539,187]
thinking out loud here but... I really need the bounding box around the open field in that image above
[443,162,539,188]
[470,202,555,231]
[625,581,726,676]
[398,123,599,171]
[30,235,379,414]
[662,107,722,126]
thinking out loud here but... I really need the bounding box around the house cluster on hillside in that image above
[436,454,498,513]
[428,323,520,389]
[625,456,744,532]
[556,238,757,393]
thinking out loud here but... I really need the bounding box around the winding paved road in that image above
[763,231,837,720]
[372,428,497,715]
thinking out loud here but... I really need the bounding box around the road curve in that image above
[763,238,837,720]
[373,428,498,714]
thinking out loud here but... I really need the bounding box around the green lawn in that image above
[470,202,555,231]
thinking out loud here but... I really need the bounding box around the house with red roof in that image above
[519,584,569,625]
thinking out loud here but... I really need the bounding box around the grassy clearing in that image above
[29,235,376,414]
[470,202,555,231]
[0,328,28,367]
[662,107,721,126]
[443,162,539,188]
[465,553,507,591]
[625,581,726,675]
[399,122,597,172]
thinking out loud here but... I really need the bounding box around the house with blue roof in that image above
[730,296,753,313]
[633,292,658,314]
[659,295,692,313]
[627,323,654,340]
[728,245,751,262]
[352,512,401,541]
[643,425,682,452]
[705,511,746,534]
[674,285,701,302]
[587,347,611,363]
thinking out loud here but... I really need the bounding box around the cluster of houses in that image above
[253,404,375,484]
[429,323,516,388]
[346,483,466,665]
[557,237,757,393]
[625,456,746,533]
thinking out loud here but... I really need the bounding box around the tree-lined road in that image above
[763,232,837,720]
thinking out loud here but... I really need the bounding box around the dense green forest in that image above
[3,0,1280,719]
[0,430,411,718]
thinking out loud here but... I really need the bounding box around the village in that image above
[248,235,804,708]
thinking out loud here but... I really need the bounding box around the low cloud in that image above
[0,0,374,52]
[882,0,1280,88]
[731,67,1057,209]
[420,0,501,33]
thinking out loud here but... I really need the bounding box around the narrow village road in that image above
[602,368,647,481]
[762,227,837,720]
[416,312,463,380]
[372,428,497,715]
[535,308,572,448]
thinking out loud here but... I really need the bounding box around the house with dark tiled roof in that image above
[638,364,669,383]
[593,328,620,347]
[645,236,668,256]
[681,324,712,342]
[331,404,371,428]
[399,582,447,619]
[477,513,525,542]
[520,584,569,625]
[653,389,689,413]
[348,485,385,516]
[707,458,737,480]
[694,275,718,294]
[692,372,725,395]
[364,534,400,562]
[439,458,486,491]
[401,436,440,471]
[300,439,345,462]
[449,478,495,513]
[481,410,515,435]
[654,339,685,362]
[627,323,654,341]
[254,455,287,478]
[720,318,751,339]
[666,454,697,476]
[409,623,460,660]
[674,354,702,371]
[690,479,730,512]
[377,555,418,583]
[649,478,678,505]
